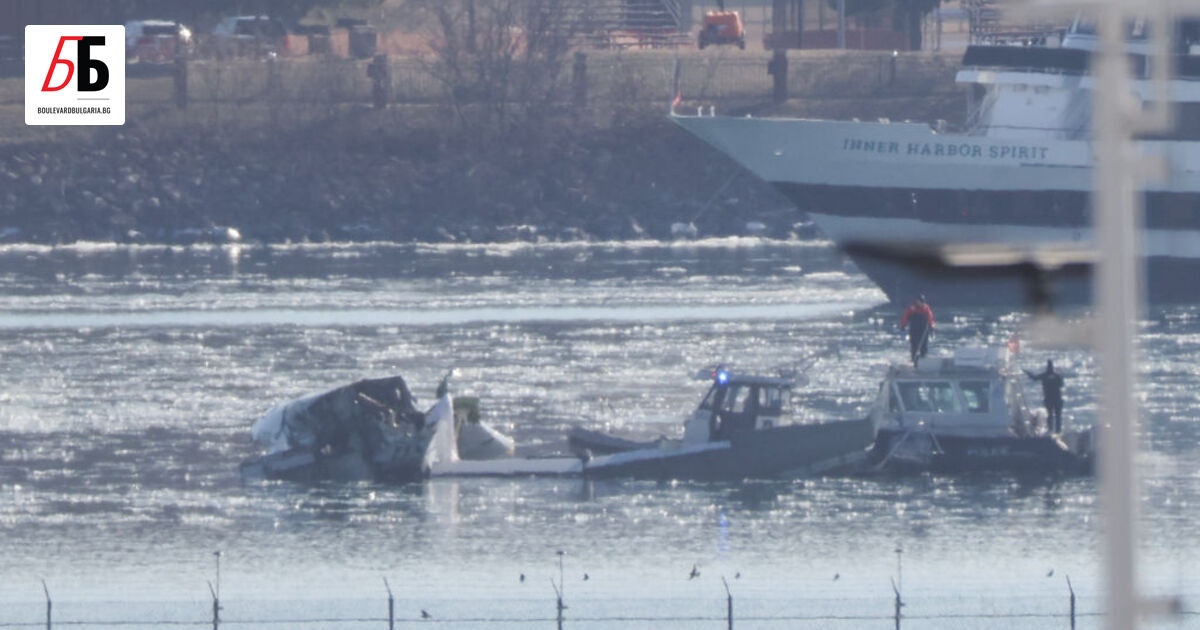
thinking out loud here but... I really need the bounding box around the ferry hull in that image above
[672,115,1200,305]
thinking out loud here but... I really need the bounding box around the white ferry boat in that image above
[673,20,1200,305]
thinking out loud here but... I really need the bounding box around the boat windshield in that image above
[960,381,991,413]
[699,384,726,411]
[896,381,961,413]
[727,386,752,413]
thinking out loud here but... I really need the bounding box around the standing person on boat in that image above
[899,295,935,366]
[1025,360,1066,434]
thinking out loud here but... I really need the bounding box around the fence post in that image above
[891,577,902,630]
[722,577,733,630]
[41,580,50,630]
[1066,575,1075,630]
[551,580,564,630]
[383,578,394,630]
[208,581,219,630]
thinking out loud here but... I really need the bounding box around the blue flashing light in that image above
[715,368,730,386]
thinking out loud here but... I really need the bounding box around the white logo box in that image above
[25,25,126,126]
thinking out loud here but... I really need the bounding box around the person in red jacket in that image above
[899,295,935,366]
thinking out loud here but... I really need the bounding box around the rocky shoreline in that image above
[0,116,807,245]
[0,46,969,246]
[1,60,964,247]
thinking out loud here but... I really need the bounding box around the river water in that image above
[0,239,1196,629]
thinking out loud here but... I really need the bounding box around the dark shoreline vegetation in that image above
[0,52,963,245]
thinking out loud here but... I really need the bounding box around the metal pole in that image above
[837,0,846,49]
[214,551,221,602]
[935,4,941,51]
[1093,6,1138,630]
[41,580,50,630]
[1067,575,1076,630]
[557,550,565,600]
[208,581,219,630]
[891,578,901,630]
[383,578,394,630]
[552,579,564,630]
[722,577,733,630]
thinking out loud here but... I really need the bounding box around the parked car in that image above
[125,19,193,62]
[212,15,288,58]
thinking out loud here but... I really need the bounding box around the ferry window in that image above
[960,381,991,413]
[888,384,901,412]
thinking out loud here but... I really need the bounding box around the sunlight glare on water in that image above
[0,240,1196,629]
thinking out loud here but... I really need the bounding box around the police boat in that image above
[428,367,877,480]
[865,346,1092,474]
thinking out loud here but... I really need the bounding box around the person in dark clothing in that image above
[1025,359,1066,433]
[899,295,935,366]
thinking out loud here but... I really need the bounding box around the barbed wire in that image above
[3,608,1198,628]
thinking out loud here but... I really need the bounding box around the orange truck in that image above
[698,9,745,49]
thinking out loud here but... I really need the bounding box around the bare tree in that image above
[412,0,579,140]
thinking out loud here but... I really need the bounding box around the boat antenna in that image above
[436,368,454,398]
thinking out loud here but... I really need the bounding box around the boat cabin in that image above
[682,369,794,445]
[869,347,1039,438]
